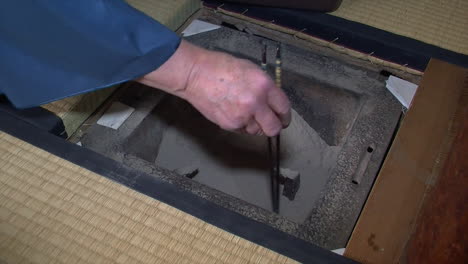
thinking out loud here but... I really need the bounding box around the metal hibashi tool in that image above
[268,135,281,213]
[262,43,282,213]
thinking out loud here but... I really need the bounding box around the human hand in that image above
[138,40,291,136]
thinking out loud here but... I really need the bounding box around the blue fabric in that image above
[0,0,181,108]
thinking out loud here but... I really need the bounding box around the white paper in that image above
[182,19,221,37]
[331,248,345,255]
[386,76,418,108]
[97,101,135,130]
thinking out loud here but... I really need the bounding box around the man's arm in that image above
[0,0,290,135]
[0,0,180,107]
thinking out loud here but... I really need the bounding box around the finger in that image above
[245,119,261,135]
[215,111,245,132]
[267,88,291,128]
[255,107,283,137]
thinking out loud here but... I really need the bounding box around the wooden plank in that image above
[344,59,467,264]
[404,91,467,263]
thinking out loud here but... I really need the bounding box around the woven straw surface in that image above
[42,87,116,137]
[0,131,297,264]
[332,0,468,55]
[42,95,85,119]
[127,0,201,31]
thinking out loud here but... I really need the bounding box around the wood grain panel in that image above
[404,92,467,263]
[344,59,467,264]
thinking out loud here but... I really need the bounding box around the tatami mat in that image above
[332,0,468,55]
[41,87,116,137]
[0,131,297,264]
[127,0,201,31]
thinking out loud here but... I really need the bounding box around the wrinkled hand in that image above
[138,40,291,136]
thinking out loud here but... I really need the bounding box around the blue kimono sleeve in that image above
[0,0,181,108]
